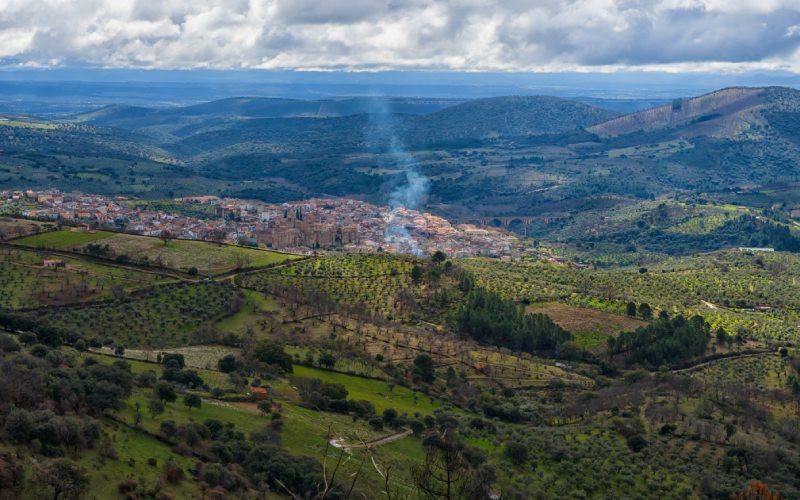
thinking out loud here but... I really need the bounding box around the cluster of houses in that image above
[1,189,521,258]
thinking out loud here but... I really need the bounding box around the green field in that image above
[12,229,297,274]
[293,365,442,415]
[79,421,198,499]
[12,229,114,248]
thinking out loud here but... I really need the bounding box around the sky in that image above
[2,1,800,73]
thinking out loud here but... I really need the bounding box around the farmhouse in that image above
[250,386,268,401]
[43,259,65,269]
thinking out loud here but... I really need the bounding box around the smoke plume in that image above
[371,106,430,256]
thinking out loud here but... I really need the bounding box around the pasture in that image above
[12,228,297,274]
[78,233,294,274]
[12,228,114,248]
[293,364,441,415]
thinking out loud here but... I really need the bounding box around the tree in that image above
[432,251,447,264]
[73,339,86,354]
[412,431,493,500]
[317,352,336,370]
[638,302,652,320]
[716,328,728,345]
[411,265,423,284]
[257,399,272,416]
[503,441,528,466]
[148,398,165,418]
[413,354,436,383]
[153,381,177,403]
[159,229,173,246]
[626,301,637,317]
[183,394,202,411]
[218,354,240,373]
[252,340,293,373]
[43,460,89,500]
[736,480,781,500]
[382,408,398,427]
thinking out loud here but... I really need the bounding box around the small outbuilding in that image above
[250,386,268,401]
[43,259,65,269]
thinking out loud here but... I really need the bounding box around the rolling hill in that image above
[588,86,800,139]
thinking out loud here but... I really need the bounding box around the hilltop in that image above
[588,86,800,138]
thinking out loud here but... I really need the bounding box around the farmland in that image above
[22,282,240,347]
[2,237,800,498]
[237,253,418,315]
[11,229,296,274]
[0,246,169,309]
[12,228,114,248]
[0,217,57,239]
[462,250,800,343]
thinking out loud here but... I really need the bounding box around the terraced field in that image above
[237,253,418,314]
[0,246,169,308]
[22,282,240,347]
[462,251,800,342]
[685,353,793,391]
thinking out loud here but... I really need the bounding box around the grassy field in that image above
[12,228,114,248]
[0,247,170,309]
[79,421,198,499]
[293,364,442,415]
[527,302,646,350]
[13,229,297,274]
[81,233,295,274]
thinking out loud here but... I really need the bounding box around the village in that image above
[0,189,523,258]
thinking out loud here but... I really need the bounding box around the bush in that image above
[118,478,138,494]
[504,441,529,466]
[368,418,384,431]
[626,435,649,452]
[30,344,49,357]
[164,459,184,483]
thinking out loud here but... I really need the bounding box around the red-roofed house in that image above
[250,387,268,401]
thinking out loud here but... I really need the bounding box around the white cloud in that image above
[0,0,799,71]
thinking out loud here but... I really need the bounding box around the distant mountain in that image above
[7,86,800,229]
[73,95,617,146]
[408,96,619,143]
[588,86,800,139]
[71,97,463,139]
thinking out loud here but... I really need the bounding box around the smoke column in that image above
[368,99,430,255]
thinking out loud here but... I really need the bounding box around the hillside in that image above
[403,95,619,144]
[72,97,463,140]
[5,87,800,229]
[588,86,800,138]
[1,236,800,498]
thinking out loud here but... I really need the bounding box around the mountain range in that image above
[2,86,800,251]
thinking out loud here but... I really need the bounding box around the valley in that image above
[1,85,800,499]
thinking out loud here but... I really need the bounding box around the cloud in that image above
[1,0,800,71]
